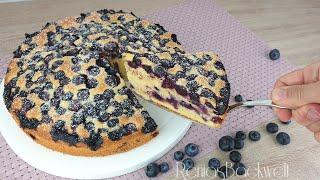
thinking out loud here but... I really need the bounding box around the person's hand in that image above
[271,61,320,142]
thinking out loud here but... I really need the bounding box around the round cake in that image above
[3,9,230,156]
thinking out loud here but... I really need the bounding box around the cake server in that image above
[227,100,292,112]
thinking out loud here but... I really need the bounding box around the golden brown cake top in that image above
[3,9,181,151]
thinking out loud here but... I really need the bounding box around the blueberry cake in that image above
[3,10,170,156]
[121,51,230,128]
[3,9,230,156]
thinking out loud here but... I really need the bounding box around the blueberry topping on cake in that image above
[4,9,166,156]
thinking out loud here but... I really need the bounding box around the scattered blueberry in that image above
[218,166,232,179]
[234,138,244,150]
[208,158,220,170]
[266,123,279,134]
[182,158,194,171]
[185,143,199,157]
[276,132,291,145]
[159,162,169,173]
[235,131,246,140]
[269,49,280,60]
[229,151,242,163]
[234,95,243,102]
[219,136,235,152]
[248,131,261,141]
[174,151,184,161]
[145,163,159,178]
[233,162,246,175]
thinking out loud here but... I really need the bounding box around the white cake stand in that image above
[0,80,191,179]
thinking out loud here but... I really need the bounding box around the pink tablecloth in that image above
[0,0,296,179]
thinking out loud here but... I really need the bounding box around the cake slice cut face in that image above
[121,52,230,128]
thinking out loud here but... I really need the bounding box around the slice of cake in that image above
[121,51,230,128]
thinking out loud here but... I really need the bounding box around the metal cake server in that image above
[227,100,292,113]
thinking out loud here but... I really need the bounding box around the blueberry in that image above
[175,85,188,97]
[103,89,115,100]
[185,143,199,157]
[105,75,120,87]
[84,122,95,132]
[234,94,243,102]
[96,58,109,68]
[281,120,291,125]
[72,75,86,85]
[214,61,224,70]
[175,71,186,78]
[159,162,169,173]
[235,131,246,140]
[83,104,96,117]
[233,162,246,175]
[71,65,81,72]
[123,123,137,135]
[107,118,119,128]
[219,136,234,152]
[54,86,64,98]
[142,117,158,134]
[182,158,194,171]
[71,112,84,125]
[161,78,175,89]
[266,122,279,134]
[208,158,220,170]
[51,60,63,69]
[174,151,184,161]
[112,105,123,117]
[153,65,166,78]
[59,77,70,86]
[186,81,199,92]
[234,138,244,149]
[186,74,197,81]
[56,107,66,115]
[108,129,123,141]
[86,78,98,89]
[40,103,50,114]
[229,151,242,163]
[71,57,80,64]
[276,132,290,145]
[128,58,142,68]
[87,66,100,76]
[54,70,65,80]
[85,132,103,151]
[269,49,280,60]
[50,98,60,107]
[44,82,53,89]
[249,131,261,141]
[218,166,232,179]
[68,100,81,111]
[200,88,215,99]
[39,91,50,101]
[62,92,73,101]
[145,163,159,178]
[77,89,90,100]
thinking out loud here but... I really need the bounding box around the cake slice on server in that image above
[120,51,230,128]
